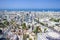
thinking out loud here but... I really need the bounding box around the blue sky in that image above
[0,0,60,9]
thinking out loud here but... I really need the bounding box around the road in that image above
[35,19,60,34]
[2,25,13,38]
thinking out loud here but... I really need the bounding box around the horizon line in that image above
[0,8,60,12]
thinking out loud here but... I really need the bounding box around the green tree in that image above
[0,20,9,28]
[3,20,9,26]
[44,28,47,33]
[21,23,26,29]
[33,26,42,35]
[40,22,45,26]
[50,18,59,22]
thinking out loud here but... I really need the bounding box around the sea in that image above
[0,8,60,12]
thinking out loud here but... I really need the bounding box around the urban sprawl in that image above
[0,10,60,40]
